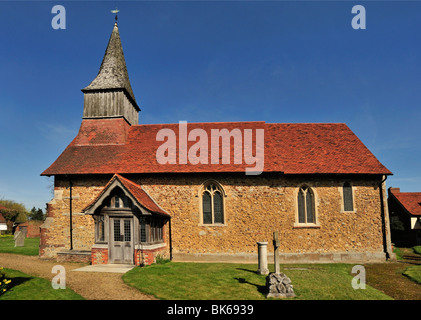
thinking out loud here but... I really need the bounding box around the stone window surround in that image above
[197,179,227,226]
[293,184,320,228]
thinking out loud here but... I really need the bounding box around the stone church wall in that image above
[39,173,388,263]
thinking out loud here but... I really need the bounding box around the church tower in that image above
[81,22,140,125]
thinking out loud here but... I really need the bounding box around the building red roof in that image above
[115,174,170,216]
[389,188,421,216]
[41,118,391,176]
[0,213,5,223]
[83,174,170,216]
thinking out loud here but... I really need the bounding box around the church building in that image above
[40,21,394,265]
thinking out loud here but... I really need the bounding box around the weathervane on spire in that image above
[111,7,120,22]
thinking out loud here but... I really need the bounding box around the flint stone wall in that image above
[39,173,388,262]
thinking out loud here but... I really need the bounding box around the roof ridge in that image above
[131,121,266,127]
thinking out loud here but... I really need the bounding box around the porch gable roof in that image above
[83,174,170,217]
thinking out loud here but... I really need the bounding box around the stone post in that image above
[256,242,269,275]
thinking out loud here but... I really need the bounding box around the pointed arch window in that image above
[297,186,316,225]
[343,182,354,212]
[201,182,225,225]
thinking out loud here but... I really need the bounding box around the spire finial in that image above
[111,7,120,22]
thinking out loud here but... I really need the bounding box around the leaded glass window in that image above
[114,219,121,241]
[124,219,131,241]
[297,186,316,224]
[139,216,164,244]
[298,189,305,223]
[343,182,354,211]
[201,182,225,225]
[213,192,223,224]
[202,191,212,224]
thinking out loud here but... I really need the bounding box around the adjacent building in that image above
[388,188,421,246]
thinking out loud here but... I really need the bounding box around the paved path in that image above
[0,253,156,300]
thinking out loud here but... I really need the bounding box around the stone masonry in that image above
[40,173,391,263]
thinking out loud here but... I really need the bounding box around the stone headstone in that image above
[266,272,295,298]
[14,231,25,247]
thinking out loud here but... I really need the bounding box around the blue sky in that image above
[0,1,420,211]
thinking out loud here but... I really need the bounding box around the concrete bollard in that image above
[257,241,269,275]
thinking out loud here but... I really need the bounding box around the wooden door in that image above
[109,217,133,264]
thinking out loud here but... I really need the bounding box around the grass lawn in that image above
[0,236,85,300]
[394,246,421,285]
[123,262,393,300]
[0,235,39,256]
[401,246,421,284]
[0,268,84,300]
[403,266,421,284]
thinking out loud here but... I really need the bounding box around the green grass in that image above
[393,247,404,260]
[123,262,392,300]
[402,246,421,284]
[403,265,421,284]
[0,236,39,256]
[0,268,84,300]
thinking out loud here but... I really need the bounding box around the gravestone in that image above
[14,230,25,247]
[265,231,296,298]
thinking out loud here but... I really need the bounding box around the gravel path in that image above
[0,253,156,300]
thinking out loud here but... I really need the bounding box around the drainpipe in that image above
[379,175,392,260]
[69,179,73,251]
[169,218,173,261]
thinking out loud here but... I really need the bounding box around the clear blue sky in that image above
[0,1,420,211]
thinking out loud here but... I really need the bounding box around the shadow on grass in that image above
[4,276,32,292]
[236,267,259,274]
[234,277,267,295]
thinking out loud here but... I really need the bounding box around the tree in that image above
[0,199,29,231]
[29,207,45,221]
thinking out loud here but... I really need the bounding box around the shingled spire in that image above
[82,21,140,125]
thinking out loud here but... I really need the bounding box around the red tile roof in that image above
[83,174,170,216]
[0,213,5,223]
[42,118,391,176]
[389,189,421,216]
[115,174,170,216]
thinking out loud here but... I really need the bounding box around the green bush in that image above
[154,254,170,264]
